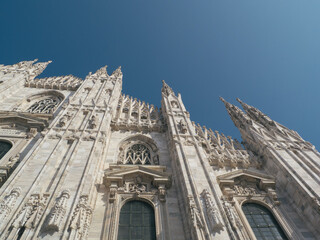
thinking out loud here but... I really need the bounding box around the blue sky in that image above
[1,0,320,148]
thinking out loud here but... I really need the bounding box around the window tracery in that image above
[26,96,62,114]
[118,200,156,240]
[125,144,151,165]
[242,203,287,240]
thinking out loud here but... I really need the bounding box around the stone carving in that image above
[46,190,70,231]
[112,94,164,132]
[158,185,166,202]
[89,114,98,129]
[171,101,179,108]
[123,144,152,165]
[161,80,174,96]
[109,185,118,203]
[194,124,252,168]
[0,188,21,220]
[127,176,147,193]
[59,112,72,127]
[201,189,223,231]
[27,97,62,114]
[6,153,20,168]
[27,127,38,139]
[232,180,259,196]
[11,193,49,232]
[25,75,82,91]
[188,195,204,229]
[222,199,243,231]
[69,195,93,240]
[178,119,188,134]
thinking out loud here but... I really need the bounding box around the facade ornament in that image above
[26,96,62,114]
[109,184,118,203]
[6,153,20,168]
[0,188,21,220]
[188,195,204,230]
[127,176,147,193]
[222,199,243,231]
[201,189,223,232]
[158,185,166,202]
[11,193,49,232]
[59,112,72,127]
[69,195,93,240]
[89,114,98,129]
[46,190,70,231]
[267,188,280,205]
[27,127,38,139]
[161,80,174,96]
[111,66,122,78]
[178,119,188,134]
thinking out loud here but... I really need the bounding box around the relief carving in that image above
[69,195,93,240]
[188,195,204,230]
[178,119,188,134]
[46,190,70,231]
[222,199,243,231]
[201,189,223,232]
[0,188,21,220]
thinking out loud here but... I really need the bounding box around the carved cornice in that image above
[25,75,83,91]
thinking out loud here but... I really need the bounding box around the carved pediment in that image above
[217,169,275,189]
[104,164,172,202]
[0,112,48,130]
[104,165,171,188]
[0,112,48,138]
[217,170,276,201]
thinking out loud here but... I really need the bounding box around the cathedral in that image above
[0,59,319,240]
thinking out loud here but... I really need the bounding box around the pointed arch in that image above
[15,90,65,114]
[117,135,159,165]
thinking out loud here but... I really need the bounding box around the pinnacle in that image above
[219,97,226,103]
[236,98,243,104]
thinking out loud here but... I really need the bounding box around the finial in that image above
[219,97,226,103]
[161,80,174,96]
[111,66,122,78]
[236,98,243,104]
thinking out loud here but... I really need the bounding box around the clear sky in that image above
[1,0,320,148]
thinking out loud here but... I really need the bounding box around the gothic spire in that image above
[93,65,108,77]
[236,98,276,129]
[220,97,252,130]
[111,66,122,78]
[161,80,175,97]
[30,60,52,77]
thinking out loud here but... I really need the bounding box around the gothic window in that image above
[242,203,287,240]
[125,144,151,165]
[0,141,12,160]
[118,201,156,240]
[26,96,62,114]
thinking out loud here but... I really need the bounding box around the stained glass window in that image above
[242,203,287,240]
[27,97,61,114]
[0,141,12,160]
[125,144,151,165]
[118,201,156,240]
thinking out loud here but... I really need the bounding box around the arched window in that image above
[242,203,287,240]
[118,200,156,240]
[125,144,151,165]
[27,96,62,114]
[0,141,12,160]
